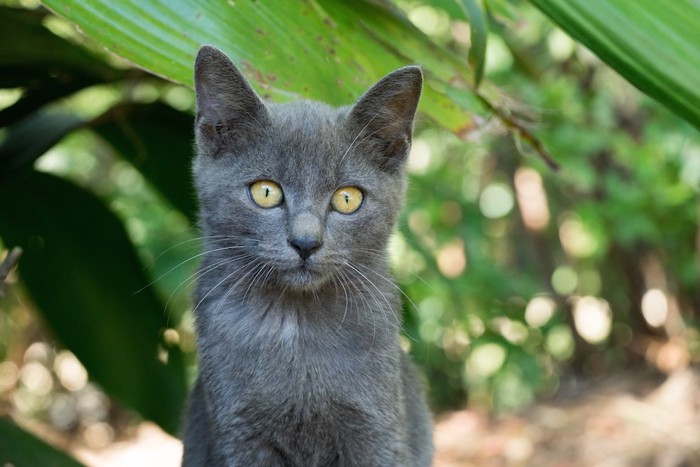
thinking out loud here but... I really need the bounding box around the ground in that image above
[433,368,700,467]
[63,367,700,467]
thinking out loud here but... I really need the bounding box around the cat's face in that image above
[193,46,422,293]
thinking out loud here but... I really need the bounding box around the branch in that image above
[476,93,560,172]
[0,247,22,297]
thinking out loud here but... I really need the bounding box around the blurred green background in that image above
[0,0,698,463]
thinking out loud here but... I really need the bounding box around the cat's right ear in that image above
[194,45,269,157]
[347,66,422,173]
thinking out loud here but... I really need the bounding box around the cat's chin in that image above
[273,262,332,292]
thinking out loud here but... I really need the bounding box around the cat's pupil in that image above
[264,187,270,197]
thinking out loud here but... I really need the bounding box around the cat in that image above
[181,44,433,466]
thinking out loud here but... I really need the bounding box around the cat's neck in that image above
[195,253,402,347]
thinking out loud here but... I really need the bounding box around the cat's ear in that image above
[194,45,269,157]
[348,66,422,172]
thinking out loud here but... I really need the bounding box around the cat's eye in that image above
[249,180,284,208]
[331,187,363,214]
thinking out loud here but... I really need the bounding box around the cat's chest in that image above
[201,301,389,399]
[204,291,382,355]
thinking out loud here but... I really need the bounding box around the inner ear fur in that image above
[194,45,269,156]
[348,66,423,172]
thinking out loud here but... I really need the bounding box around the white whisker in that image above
[333,267,374,357]
[332,272,351,336]
[211,260,266,317]
[138,244,249,294]
[354,262,419,342]
[192,258,259,316]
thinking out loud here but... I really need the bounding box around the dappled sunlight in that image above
[407,138,432,175]
[419,297,446,343]
[468,343,507,378]
[558,214,599,258]
[524,296,556,328]
[436,239,467,278]
[54,351,88,392]
[0,89,23,109]
[492,318,528,345]
[573,296,613,345]
[641,288,669,328]
[2,337,116,451]
[0,361,19,392]
[441,327,470,360]
[20,361,53,397]
[514,167,550,231]
[545,325,575,361]
[479,183,514,219]
[406,5,450,37]
[551,265,578,295]
[434,368,700,466]
[74,422,182,467]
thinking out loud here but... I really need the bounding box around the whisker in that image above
[166,253,255,313]
[191,258,259,316]
[353,262,419,342]
[339,113,378,166]
[332,272,350,336]
[342,267,380,359]
[137,244,250,294]
[163,256,230,320]
[243,262,273,304]
[211,260,266,317]
[345,263,390,334]
[148,233,248,265]
[346,261,396,324]
[340,114,408,166]
[348,246,433,291]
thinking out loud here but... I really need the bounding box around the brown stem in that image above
[0,247,22,297]
[476,93,560,172]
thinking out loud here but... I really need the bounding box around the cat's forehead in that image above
[265,101,358,180]
[269,100,347,142]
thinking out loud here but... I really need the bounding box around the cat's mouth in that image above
[274,259,330,290]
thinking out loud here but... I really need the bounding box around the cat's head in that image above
[192,45,421,293]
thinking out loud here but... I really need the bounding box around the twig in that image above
[0,247,22,297]
[476,93,560,171]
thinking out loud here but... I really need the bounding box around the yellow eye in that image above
[331,187,363,214]
[249,180,284,208]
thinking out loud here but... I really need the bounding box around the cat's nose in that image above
[288,237,322,260]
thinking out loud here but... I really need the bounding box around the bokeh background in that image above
[1,0,698,465]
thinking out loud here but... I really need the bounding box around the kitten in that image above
[181,45,433,466]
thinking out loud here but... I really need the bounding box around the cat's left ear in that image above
[348,66,422,172]
[194,45,269,157]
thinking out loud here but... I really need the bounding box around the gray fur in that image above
[182,45,432,466]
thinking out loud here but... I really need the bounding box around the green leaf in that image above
[0,171,186,434]
[0,6,124,127]
[40,0,486,136]
[0,103,197,221]
[528,0,700,130]
[0,112,84,177]
[427,0,469,20]
[91,103,198,222]
[484,0,520,26]
[0,417,84,467]
[460,0,489,88]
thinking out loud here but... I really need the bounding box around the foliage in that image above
[0,416,84,467]
[0,170,186,430]
[0,0,698,462]
[529,0,700,130]
[39,0,486,135]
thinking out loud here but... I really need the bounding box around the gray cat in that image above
[181,45,433,466]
